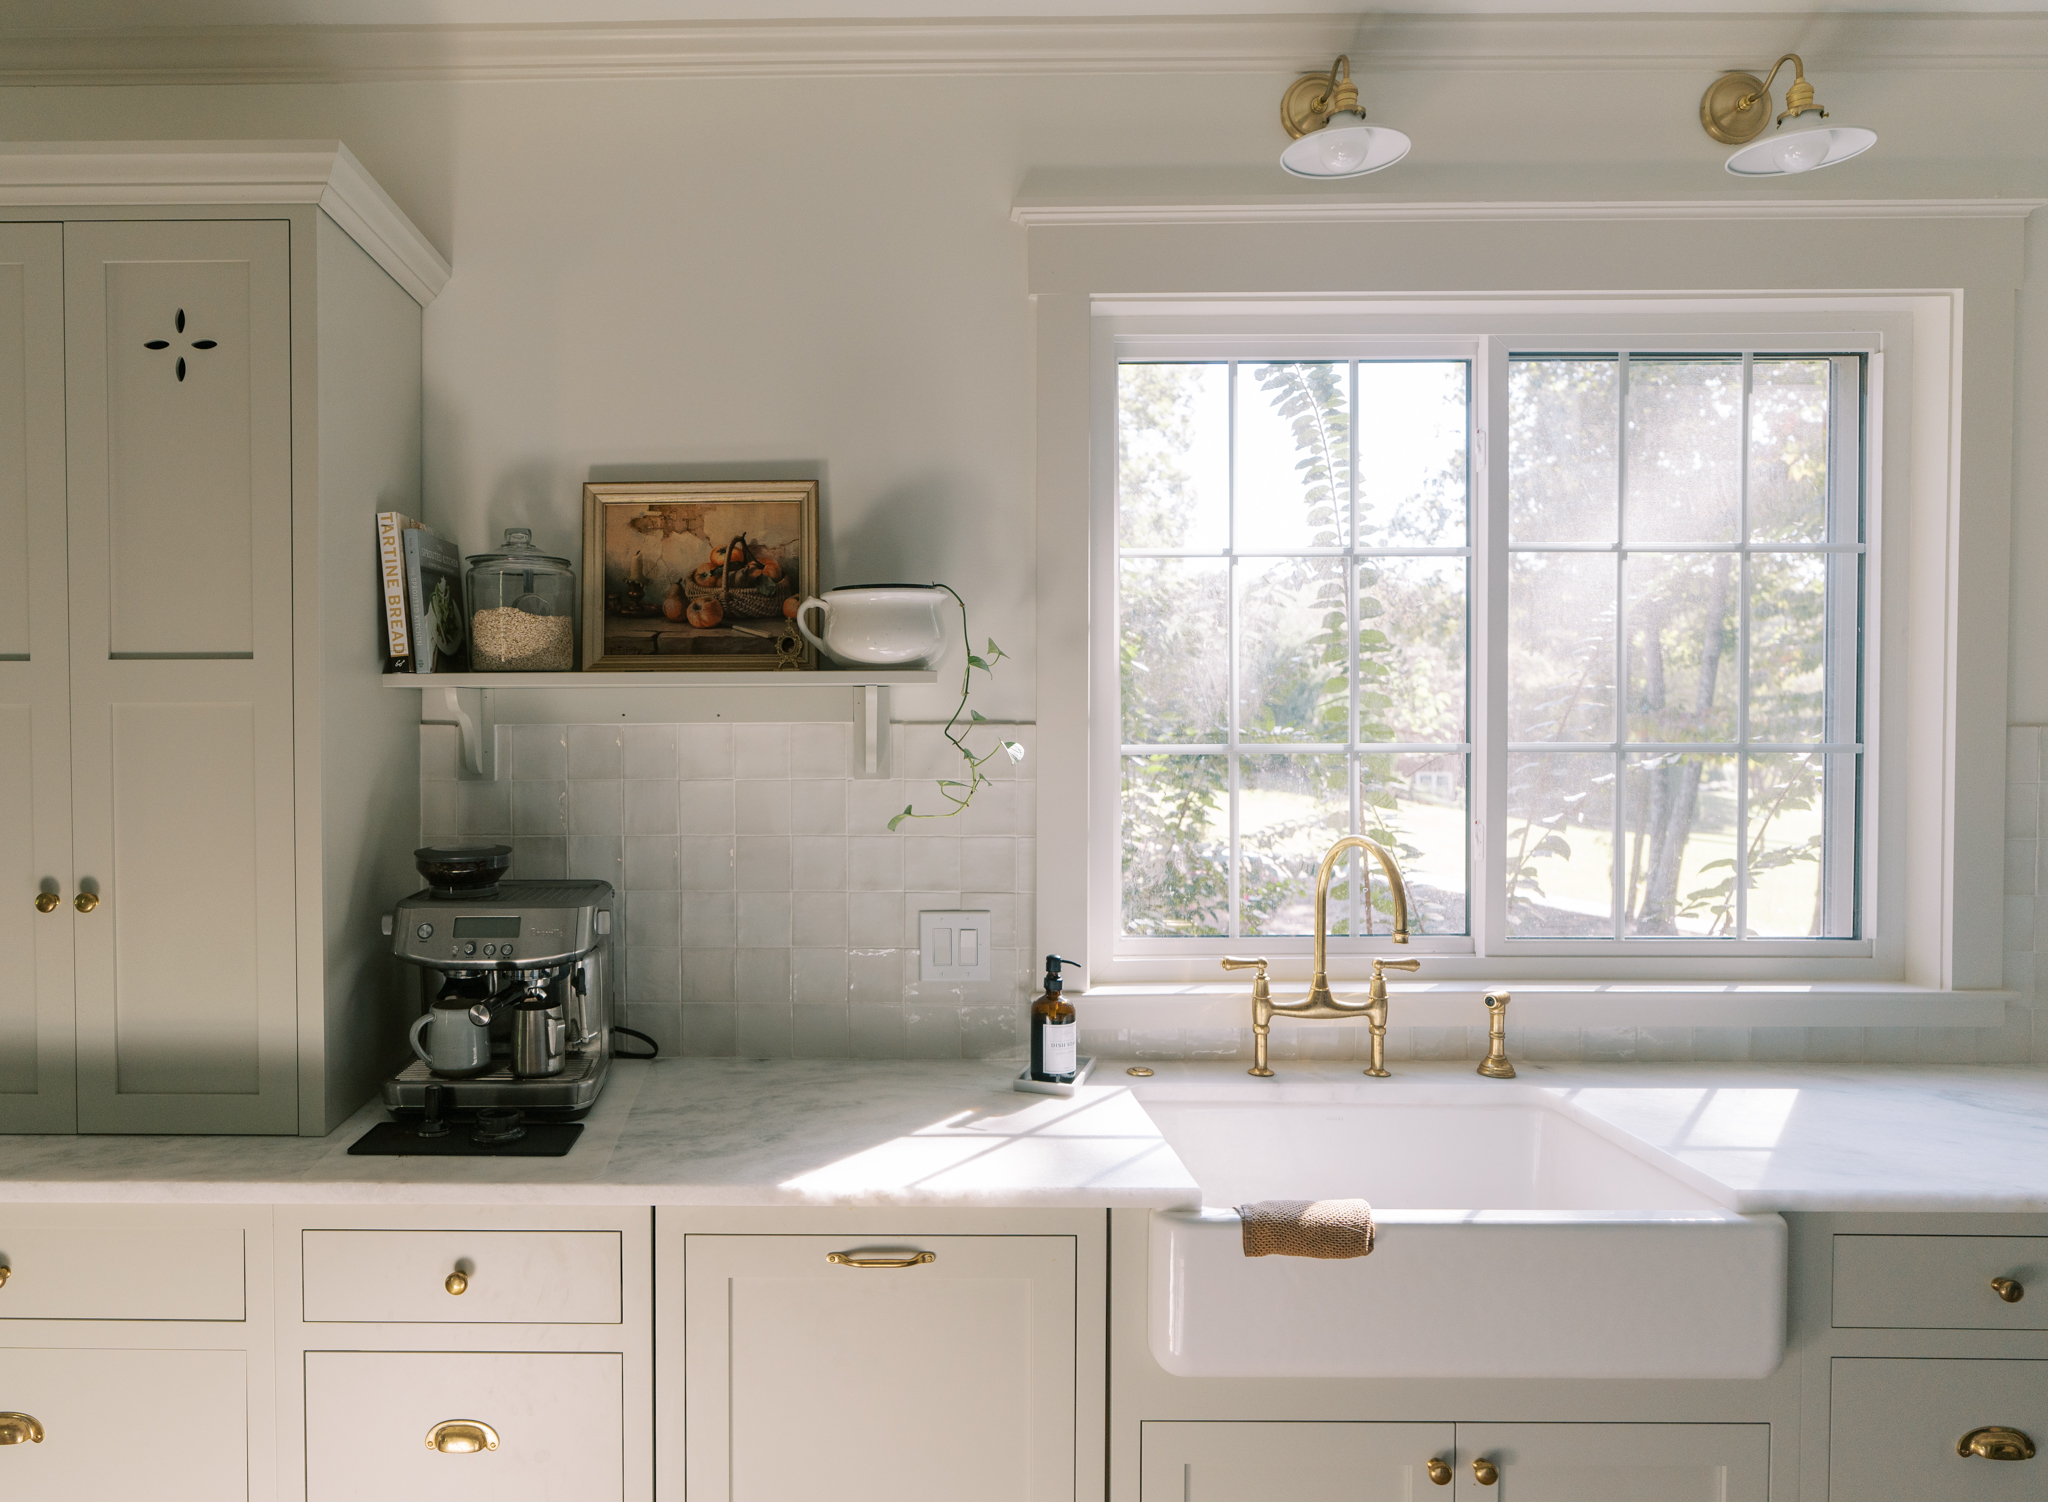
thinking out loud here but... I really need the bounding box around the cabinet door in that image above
[64,219,298,1133]
[0,223,73,1133]
[1831,1358,2047,1500]
[0,1347,244,1499]
[1453,1423,1769,1500]
[1140,1421,1456,1501]
[304,1350,624,1502]
[682,1233,1076,1502]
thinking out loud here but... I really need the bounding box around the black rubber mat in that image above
[347,1121,584,1157]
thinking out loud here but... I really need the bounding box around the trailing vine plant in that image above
[888,583,1024,830]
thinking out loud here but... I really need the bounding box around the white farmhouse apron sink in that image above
[1142,1082,1786,1380]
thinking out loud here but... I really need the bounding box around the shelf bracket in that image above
[852,684,892,779]
[424,685,494,779]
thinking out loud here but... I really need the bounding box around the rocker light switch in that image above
[919,909,991,982]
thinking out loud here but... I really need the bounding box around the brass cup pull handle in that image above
[1992,1277,2025,1303]
[426,1419,498,1454]
[826,1250,936,1269]
[73,891,97,914]
[1472,1458,1500,1485]
[1959,1426,2036,1461]
[445,1271,468,1296]
[1424,1457,1452,1485]
[33,892,57,914]
[0,1413,42,1446]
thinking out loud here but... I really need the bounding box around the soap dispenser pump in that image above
[1030,955,1081,1083]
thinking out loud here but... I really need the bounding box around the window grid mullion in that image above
[1736,351,1753,940]
[1347,359,1363,939]
[1226,359,1242,941]
[1613,348,1630,939]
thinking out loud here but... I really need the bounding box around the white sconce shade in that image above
[1701,53,1875,179]
[1279,57,1410,180]
[1725,113,1877,177]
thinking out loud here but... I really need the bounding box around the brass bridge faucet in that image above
[1223,834,1420,1079]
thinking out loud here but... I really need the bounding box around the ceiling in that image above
[5,0,2043,24]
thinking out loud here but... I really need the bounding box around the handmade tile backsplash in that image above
[421,720,1036,1061]
[422,720,2047,1066]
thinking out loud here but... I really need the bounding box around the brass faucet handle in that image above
[1221,956,1269,979]
[1373,958,1422,975]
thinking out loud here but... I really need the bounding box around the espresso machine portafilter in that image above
[382,847,618,1120]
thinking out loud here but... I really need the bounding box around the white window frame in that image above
[1081,297,1937,993]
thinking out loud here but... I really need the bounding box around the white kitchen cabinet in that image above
[0,1346,247,1498]
[674,1226,1084,1502]
[0,1221,244,1321]
[1139,1420,1455,1501]
[0,144,449,1133]
[1833,1234,2048,1330]
[1830,1358,2047,1500]
[300,1228,622,1324]
[305,1349,623,1502]
[1454,1422,1769,1500]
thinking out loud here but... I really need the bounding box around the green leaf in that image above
[967,655,989,671]
[970,709,986,722]
[887,804,914,832]
[1003,740,1025,762]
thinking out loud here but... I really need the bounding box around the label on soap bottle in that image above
[1040,1016,1077,1078]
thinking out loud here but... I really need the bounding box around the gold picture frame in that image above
[580,480,819,672]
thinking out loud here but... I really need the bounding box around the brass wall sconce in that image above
[1279,55,1411,179]
[1700,53,1876,176]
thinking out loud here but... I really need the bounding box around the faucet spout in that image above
[1304,834,1409,1012]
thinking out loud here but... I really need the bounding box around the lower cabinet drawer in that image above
[304,1350,623,1502]
[0,1347,245,1497]
[1833,1234,2048,1330]
[1831,1358,2048,1500]
[301,1229,621,1324]
[0,1224,244,1320]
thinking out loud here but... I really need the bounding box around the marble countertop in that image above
[0,1058,2044,1214]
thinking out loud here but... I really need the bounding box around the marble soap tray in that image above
[1014,1058,1096,1097]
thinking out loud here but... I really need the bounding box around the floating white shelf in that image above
[386,670,939,777]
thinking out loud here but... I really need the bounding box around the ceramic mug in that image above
[793,585,948,666]
[409,1002,492,1076]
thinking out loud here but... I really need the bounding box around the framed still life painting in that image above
[580,481,818,671]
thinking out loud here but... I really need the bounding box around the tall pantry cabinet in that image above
[0,143,449,1134]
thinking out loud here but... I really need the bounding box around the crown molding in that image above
[1012,196,2048,227]
[0,140,450,304]
[2,12,2048,85]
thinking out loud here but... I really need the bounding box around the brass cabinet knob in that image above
[73,891,98,914]
[33,892,57,914]
[1424,1458,1452,1485]
[1992,1277,2025,1303]
[1959,1426,2036,1461]
[1472,1458,1500,1486]
[0,1413,43,1446]
[445,1271,468,1296]
[425,1419,497,1454]
[0,1266,10,1289]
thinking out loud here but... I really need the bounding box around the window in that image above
[1110,342,1866,963]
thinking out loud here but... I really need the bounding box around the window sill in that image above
[1075,982,2014,1030]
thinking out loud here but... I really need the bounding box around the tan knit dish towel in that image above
[1237,1198,1377,1259]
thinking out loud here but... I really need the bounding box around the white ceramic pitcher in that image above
[793,585,948,666]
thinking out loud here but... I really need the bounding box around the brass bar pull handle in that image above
[73,891,98,914]
[1992,1277,2025,1303]
[1959,1426,2036,1461]
[445,1271,468,1296]
[0,1413,43,1446]
[426,1420,498,1454]
[1472,1458,1500,1485]
[33,892,57,914]
[826,1250,936,1269]
[1424,1458,1451,1485]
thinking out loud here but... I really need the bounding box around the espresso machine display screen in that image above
[452,916,522,938]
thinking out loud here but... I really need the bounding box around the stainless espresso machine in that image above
[383,847,618,1121]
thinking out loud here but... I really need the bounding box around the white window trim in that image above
[1053,292,2004,1019]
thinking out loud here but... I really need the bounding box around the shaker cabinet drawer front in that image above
[1834,1235,2048,1330]
[0,1347,245,1498]
[1140,1421,1456,1502]
[0,1225,244,1320]
[304,1350,623,1502]
[1831,1358,2048,1500]
[301,1229,621,1324]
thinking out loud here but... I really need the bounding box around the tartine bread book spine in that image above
[376,510,423,668]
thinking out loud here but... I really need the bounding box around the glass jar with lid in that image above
[465,528,577,672]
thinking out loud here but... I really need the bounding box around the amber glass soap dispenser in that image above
[1030,955,1080,1084]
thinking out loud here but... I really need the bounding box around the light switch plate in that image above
[919,909,991,982]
